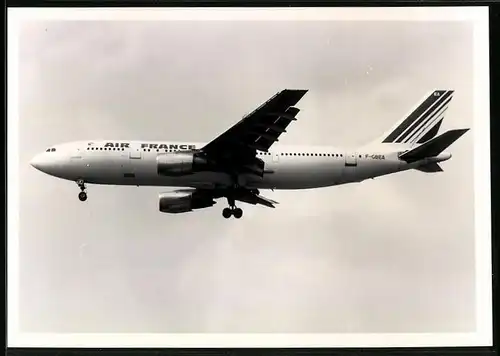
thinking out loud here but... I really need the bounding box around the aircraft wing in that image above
[200,89,308,176]
[194,187,279,209]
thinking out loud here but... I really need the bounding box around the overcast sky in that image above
[17,19,476,334]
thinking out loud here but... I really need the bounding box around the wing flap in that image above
[194,187,279,209]
[236,192,278,208]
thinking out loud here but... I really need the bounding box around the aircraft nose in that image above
[30,153,48,172]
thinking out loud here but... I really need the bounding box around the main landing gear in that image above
[222,207,243,219]
[76,179,87,202]
[222,196,243,219]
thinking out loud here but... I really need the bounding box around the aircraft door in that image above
[345,152,357,167]
[122,144,142,181]
[70,146,83,159]
[129,145,142,159]
[70,145,87,173]
[272,152,280,163]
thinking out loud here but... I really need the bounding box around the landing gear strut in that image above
[76,179,87,202]
[222,196,243,219]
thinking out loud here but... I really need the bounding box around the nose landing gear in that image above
[78,191,88,202]
[76,179,87,202]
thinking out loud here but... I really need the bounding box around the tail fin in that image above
[416,118,443,144]
[399,128,469,163]
[373,90,454,146]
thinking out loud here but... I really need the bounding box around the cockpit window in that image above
[46,148,56,152]
[46,148,50,152]
[51,148,56,152]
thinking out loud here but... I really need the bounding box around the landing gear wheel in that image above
[78,191,88,202]
[222,208,232,219]
[76,179,87,201]
[233,208,243,219]
[224,191,243,219]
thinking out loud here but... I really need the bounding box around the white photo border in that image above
[7,6,492,348]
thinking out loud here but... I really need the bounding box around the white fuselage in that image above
[30,140,449,190]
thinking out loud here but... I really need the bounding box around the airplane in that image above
[30,89,469,219]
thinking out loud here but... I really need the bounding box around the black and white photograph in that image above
[7,6,492,348]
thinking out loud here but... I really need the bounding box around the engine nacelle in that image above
[157,152,209,176]
[159,190,215,214]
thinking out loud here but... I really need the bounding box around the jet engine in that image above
[157,152,209,176]
[159,190,215,214]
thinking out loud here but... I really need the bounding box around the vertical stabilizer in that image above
[368,90,454,147]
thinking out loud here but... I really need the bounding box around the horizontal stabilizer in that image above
[415,162,443,173]
[399,128,469,163]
